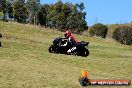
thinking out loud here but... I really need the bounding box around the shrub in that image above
[89,23,108,38]
[112,26,132,45]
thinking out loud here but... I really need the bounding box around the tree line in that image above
[0,0,88,33]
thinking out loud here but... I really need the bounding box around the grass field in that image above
[0,21,132,88]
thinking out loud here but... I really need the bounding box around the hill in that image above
[107,23,132,38]
[82,23,132,38]
[0,21,132,88]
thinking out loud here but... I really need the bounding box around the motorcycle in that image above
[48,37,89,57]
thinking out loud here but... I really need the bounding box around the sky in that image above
[40,0,132,26]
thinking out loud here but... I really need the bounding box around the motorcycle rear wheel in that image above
[82,49,89,57]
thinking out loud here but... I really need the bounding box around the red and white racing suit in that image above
[63,35,78,53]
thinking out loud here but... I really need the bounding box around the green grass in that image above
[0,21,132,88]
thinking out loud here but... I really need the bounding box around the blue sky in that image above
[40,0,132,26]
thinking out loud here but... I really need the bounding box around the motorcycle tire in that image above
[79,77,90,86]
[82,49,89,57]
[49,46,55,53]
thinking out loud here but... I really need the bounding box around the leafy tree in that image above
[45,1,87,33]
[38,4,48,27]
[66,12,87,33]
[8,5,13,19]
[0,0,15,20]
[13,0,28,23]
[0,0,10,20]
[0,0,2,12]
[26,0,40,25]
[48,0,63,28]
[65,2,87,33]
[7,0,16,20]
[57,3,73,30]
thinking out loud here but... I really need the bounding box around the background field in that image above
[0,21,132,88]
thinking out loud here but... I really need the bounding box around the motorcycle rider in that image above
[62,31,78,54]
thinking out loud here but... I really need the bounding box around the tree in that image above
[45,1,87,33]
[48,0,63,28]
[13,0,28,23]
[66,12,87,33]
[0,0,10,20]
[0,0,15,20]
[7,0,17,20]
[57,3,72,30]
[65,2,87,33]
[26,0,40,25]
[0,0,2,12]
[8,5,13,19]
[38,4,48,27]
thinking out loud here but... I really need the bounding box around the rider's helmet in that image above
[64,31,71,38]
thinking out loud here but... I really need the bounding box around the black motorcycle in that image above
[49,37,89,57]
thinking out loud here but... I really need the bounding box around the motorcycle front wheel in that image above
[49,46,55,53]
[79,77,90,86]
